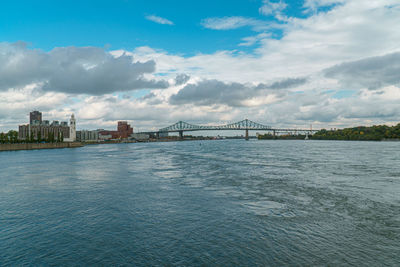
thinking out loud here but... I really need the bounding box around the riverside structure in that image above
[18,111,76,142]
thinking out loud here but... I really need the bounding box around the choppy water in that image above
[0,140,399,266]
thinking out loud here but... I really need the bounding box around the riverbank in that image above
[0,142,83,151]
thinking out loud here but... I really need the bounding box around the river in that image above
[0,140,399,266]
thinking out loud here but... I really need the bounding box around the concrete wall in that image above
[0,142,83,152]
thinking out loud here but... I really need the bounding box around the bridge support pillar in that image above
[245,129,249,140]
[179,130,183,139]
[273,130,276,139]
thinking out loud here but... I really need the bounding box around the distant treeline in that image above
[258,123,400,141]
[0,131,19,144]
[0,130,64,144]
[258,134,307,140]
[312,124,400,141]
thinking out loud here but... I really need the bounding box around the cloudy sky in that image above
[1,0,400,132]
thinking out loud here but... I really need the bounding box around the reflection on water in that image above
[1,140,400,265]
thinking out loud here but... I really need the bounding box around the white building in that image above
[77,130,99,142]
[64,114,76,142]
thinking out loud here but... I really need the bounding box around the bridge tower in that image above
[179,130,183,139]
[244,118,249,140]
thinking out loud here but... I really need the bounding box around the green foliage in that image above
[47,131,55,143]
[37,131,42,143]
[30,130,35,143]
[312,123,400,141]
[57,131,61,143]
[258,134,275,140]
[0,132,7,144]
[258,133,307,140]
[0,130,19,144]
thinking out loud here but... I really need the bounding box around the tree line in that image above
[258,123,400,141]
[258,133,307,140]
[0,130,64,144]
[312,123,400,141]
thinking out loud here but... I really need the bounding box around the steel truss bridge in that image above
[141,119,317,139]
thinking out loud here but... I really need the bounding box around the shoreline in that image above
[0,142,83,152]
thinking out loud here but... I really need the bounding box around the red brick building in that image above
[99,121,133,139]
[117,121,133,138]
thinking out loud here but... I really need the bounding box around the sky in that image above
[1,0,400,132]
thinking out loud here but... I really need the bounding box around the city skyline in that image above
[1,0,400,132]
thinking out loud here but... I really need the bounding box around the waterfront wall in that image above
[0,142,83,152]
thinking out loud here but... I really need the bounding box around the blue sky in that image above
[1,0,400,132]
[1,0,310,54]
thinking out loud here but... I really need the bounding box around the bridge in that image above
[140,119,317,140]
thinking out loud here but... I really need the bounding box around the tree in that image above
[47,131,52,143]
[312,123,400,141]
[14,131,18,143]
[0,132,5,144]
[37,131,42,143]
[30,130,35,143]
[6,130,18,144]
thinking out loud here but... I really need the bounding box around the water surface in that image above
[1,140,399,265]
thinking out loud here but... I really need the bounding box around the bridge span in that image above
[139,119,317,140]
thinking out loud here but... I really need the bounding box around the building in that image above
[98,121,133,140]
[29,111,42,125]
[76,130,99,142]
[63,114,76,142]
[19,112,76,142]
[98,133,112,141]
[19,122,70,141]
[117,121,133,138]
[130,133,150,141]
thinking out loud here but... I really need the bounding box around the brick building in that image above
[98,121,133,140]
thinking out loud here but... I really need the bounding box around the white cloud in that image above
[0,43,169,95]
[169,77,305,107]
[324,52,400,90]
[239,33,270,46]
[124,0,400,129]
[259,0,288,20]
[303,0,345,13]
[201,16,272,31]
[145,15,174,25]
[2,0,400,132]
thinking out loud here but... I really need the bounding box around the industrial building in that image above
[98,121,133,140]
[18,111,76,142]
[76,130,99,142]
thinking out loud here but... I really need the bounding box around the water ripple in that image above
[1,140,400,266]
